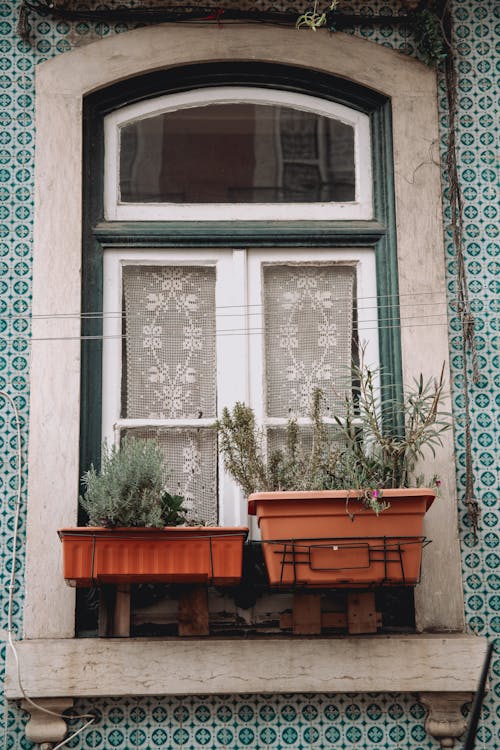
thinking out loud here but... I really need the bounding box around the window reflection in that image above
[119,103,355,204]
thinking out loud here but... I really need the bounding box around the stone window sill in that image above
[6,633,486,699]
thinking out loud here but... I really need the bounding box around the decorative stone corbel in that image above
[419,692,472,748]
[21,698,74,749]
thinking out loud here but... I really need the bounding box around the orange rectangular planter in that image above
[58,526,248,587]
[248,489,435,587]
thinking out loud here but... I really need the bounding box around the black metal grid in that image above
[264,535,431,586]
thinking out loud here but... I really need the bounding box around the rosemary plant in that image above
[334,361,450,491]
[217,361,450,515]
[80,437,186,528]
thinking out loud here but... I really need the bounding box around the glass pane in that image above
[122,265,217,419]
[120,103,355,203]
[123,427,218,525]
[263,264,355,418]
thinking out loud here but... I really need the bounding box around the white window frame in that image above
[104,87,373,222]
[102,247,378,527]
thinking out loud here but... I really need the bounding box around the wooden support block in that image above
[178,586,210,636]
[292,593,322,635]
[322,612,348,628]
[113,584,131,637]
[98,585,131,637]
[98,585,115,637]
[347,591,381,634]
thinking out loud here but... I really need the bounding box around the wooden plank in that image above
[322,612,348,628]
[98,586,115,637]
[292,593,322,635]
[113,584,131,637]
[347,591,380,634]
[178,586,209,637]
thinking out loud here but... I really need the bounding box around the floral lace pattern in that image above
[264,264,355,417]
[123,265,217,419]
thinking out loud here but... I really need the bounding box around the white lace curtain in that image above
[123,265,217,419]
[122,265,218,524]
[263,264,355,418]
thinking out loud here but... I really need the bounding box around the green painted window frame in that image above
[81,61,401,490]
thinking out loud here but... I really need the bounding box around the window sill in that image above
[6,633,487,699]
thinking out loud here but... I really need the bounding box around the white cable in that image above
[18,317,453,344]
[1,289,452,320]
[2,389,22,750]
[51,718,96,750]
[0,389,95,750]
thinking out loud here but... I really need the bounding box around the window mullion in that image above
[102,250,124,445]
[217,249,250,526]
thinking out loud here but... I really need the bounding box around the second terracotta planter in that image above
[248,489,435,587]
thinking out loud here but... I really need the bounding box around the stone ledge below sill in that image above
[6,633,487,699]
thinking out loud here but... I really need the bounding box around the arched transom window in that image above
[104,87,372,221]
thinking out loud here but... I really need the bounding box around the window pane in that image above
[123,427,218,525]
[120,104,355,204]
[263,264,355,418]
[122,265,217,419]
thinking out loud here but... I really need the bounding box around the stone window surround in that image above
[6,24,488,747]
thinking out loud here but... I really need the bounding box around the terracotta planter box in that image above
[248,489,435,587]
[58,526,248,587]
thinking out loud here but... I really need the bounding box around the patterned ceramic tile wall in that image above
[0,0,498,747]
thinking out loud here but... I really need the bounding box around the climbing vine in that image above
[440,2,480,533]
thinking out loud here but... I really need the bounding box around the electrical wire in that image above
[51,718,97,750]
[23,318,451,343]
[0,322,455,347]
[0,287,453,321]
[3,297,454,344]
[18,0,413,33]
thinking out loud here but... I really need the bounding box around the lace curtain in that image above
[122,265,218,523]
[123,265,217,419]
[264,264,355,418]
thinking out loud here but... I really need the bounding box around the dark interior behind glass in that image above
[120,103,355,204]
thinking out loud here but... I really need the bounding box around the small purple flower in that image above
[372,489,379,498]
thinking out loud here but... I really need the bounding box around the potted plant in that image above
[59,437,248,587]
[217,360,450,588]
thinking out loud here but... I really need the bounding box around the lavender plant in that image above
[80,437,186,528]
